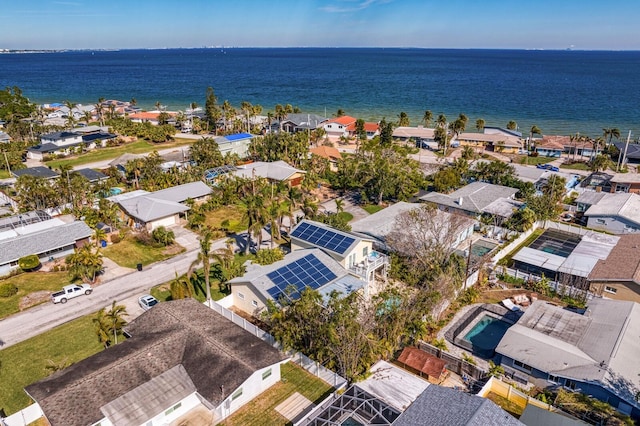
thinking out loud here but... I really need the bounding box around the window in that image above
[548,375,562,384]
[565,379,577,390]
[362,246,368,257]
[252,300,258,307]
[232,388,243,400]
[164,402,181,416]
[262,368,272,380]
[604,286,618,294]
[514,360,532,372]
[237,292,245,300]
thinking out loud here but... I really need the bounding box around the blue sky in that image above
[3,0,640,50]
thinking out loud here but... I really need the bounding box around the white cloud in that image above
[320,0,391,13]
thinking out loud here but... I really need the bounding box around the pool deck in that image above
[437,303,494,371]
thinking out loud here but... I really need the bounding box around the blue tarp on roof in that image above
[224,133,253,141]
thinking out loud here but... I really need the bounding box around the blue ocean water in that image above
[1,48,639,137]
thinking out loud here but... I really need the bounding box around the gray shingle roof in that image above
[75,168,108,182]
[0,221,93,264]
[232,161,305,182]
[12,166,60,179]
[394,385,524,426]
[26,299,286,426]
[583,192,640,226]
[148,181,212,203]
[420,182,518,216]
[118,196,189,222]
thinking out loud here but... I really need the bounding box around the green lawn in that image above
[204,205,248,233]
[362,204,384,214]
[336,211,354,222]
[45,137,194,169]
[101,237,184,269]
[0,170,9,179]
[220,362,333,426]
[0,272,71,320]
[560,162,590,171]
[516,155,556,165]
[0,314,104,414]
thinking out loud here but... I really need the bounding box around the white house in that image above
[322,115,357,138]
[25,299,288,426]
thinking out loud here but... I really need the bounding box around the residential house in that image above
[0,131,11,143]
[322,115,357,138]
[231,160,306,186]
[612,141,640,164]
[310,146,342,172]
[108,153,147,174]
[75,168,109,183]
[347,121,379,139]
[75,125,117,148]
[304,360,523,426]
[129,111,175,125]
[396,346,448,383]
[393,385,524,426]
[27,131,84,160]
[350,201,475,253]
[495,298,640,418]
[279,113,327,133]
[483,126,523,138]
[511,228,618,282]
[456,132,523,154]
[25,299,287,426]
[535,136,565,158]
[290,219,389,283]
[228,248,367,315]
[582,192,640,234]
[12,166,59,180]
[588,234,640,301]
[392,126,436,148]
[607,173,640,194]
[213,132,253,158]
[0,216,92,276]
[111,181,212,230]
[419,182,521,221]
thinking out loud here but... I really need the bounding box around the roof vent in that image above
[458,197,463,206]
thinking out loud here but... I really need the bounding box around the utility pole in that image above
[3,152,11,176]
[616,131,632,172]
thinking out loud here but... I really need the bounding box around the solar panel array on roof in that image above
[291,222,355,255]
[266,253,337,302]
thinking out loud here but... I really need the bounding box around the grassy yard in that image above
[0,272,71,320]
[0,314,104,414]
[204,205,247,233]
[485,391,524,418]
[45,137,194,169]
[0,170,9,179]
[560,162,591,171]
[220,362,333,426]
[515,155,556,165]
[362,204,384,215]
[101,236,184,269]
[336,211,354,222]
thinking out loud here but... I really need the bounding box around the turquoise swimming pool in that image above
[463,315,511,356]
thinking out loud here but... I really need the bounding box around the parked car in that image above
[550,166,560,172]
[138,294,158,311]
[536,164,551,170]
[51,284,93,304]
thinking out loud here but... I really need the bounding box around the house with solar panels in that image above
[290,219,389,284]
[228,248,367,315]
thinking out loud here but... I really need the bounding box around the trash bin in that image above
[137,263,143,271]
[100,240,107,248]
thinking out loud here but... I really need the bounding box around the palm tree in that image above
[397,111,410,127]
[528,125,542,151]
[506,120,517,131]
[274,104,293,133]
[241,101,253,133]
[242,194,267,254]
[285,185,303,233]
[335,198,344,214]
[170,272,194,300]
[92,309,112,348]
[106,301,127,345]
[94,228,107,248]
[475,118,485,132]
[335,108,346,117]
[422,110,433,127]
[83,110,92,126]
[189,227,217,307]
[592,136,605,159]
[66,245,103,283]
[96,97,105,126]
[603,127,621,147]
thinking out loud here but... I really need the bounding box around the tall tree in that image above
[397,111,410,127]
[188,227,230,306]
[204,87,220,134]
[66,245,103,283]
[422,110,433,127]
[603,127,621,147]
[475,118,485,132]
[528,125,542,151]
[506,120,517,131]
[106,301,128,345]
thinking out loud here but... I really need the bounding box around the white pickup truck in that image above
[51,284,93,304]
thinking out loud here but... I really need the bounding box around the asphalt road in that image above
[0,248,199,349]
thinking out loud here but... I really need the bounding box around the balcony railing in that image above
[349,251,389,281]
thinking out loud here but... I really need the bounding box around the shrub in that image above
[151,226,176,247]
[110,234,121,244]
[18,254,41,271]
[462,352,477,365]
[0,282,18,298]
[254,248,285,265]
